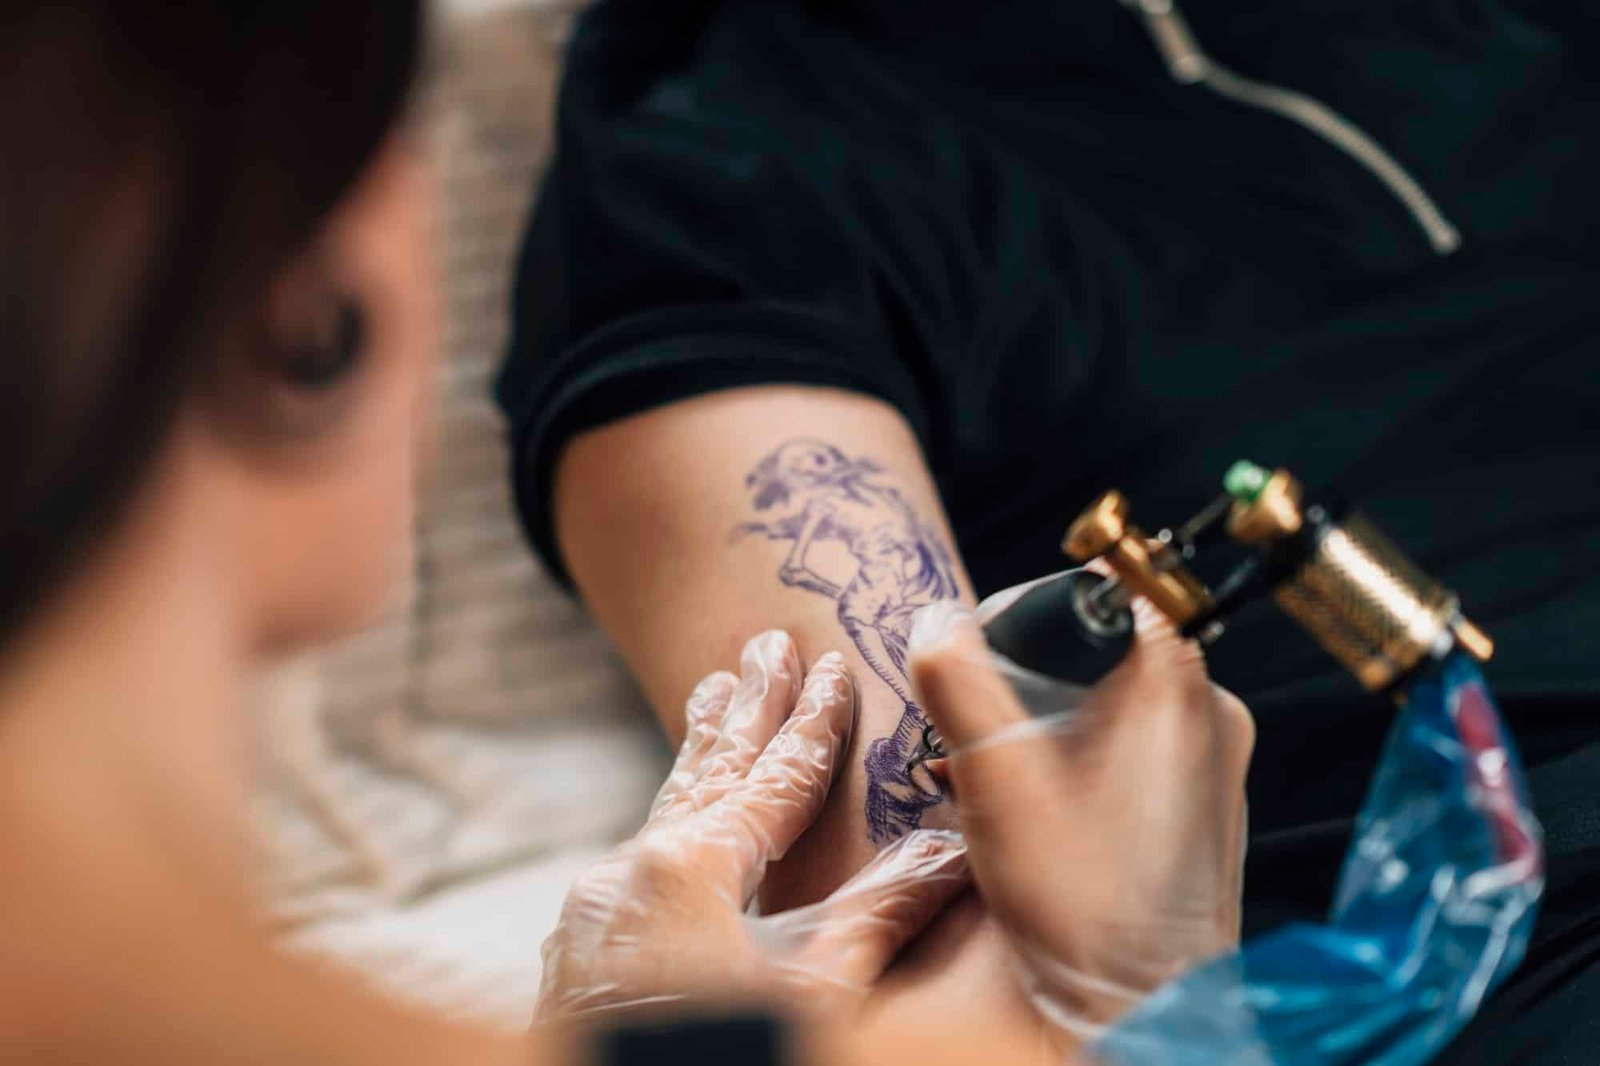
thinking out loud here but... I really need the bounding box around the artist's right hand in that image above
[534,631,969,1023]
[906,598,1254,1045]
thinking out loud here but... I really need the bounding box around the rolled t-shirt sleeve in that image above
[496,6,939,585]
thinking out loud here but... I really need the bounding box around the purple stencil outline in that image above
[735,439,960,843]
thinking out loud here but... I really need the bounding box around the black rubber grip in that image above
[596,1012,785,1066]
[982,570,1134,687]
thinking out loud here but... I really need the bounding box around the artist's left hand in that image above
[534,632,970,1022]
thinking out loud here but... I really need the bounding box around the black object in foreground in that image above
[981,569,1134,686]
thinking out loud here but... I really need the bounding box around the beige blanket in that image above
[253,6,665,1018]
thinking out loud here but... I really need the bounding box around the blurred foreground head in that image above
[0,2,429,656]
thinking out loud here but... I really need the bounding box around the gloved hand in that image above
[906,595,1254,1045]
[535,631,970,1022]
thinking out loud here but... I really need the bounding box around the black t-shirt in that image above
[499,2,1600,1059]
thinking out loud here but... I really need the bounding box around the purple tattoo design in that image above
[735,439,960,843]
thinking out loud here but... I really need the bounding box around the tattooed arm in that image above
[554,385,1048,1036]
[553,385,974,898]
[774,500,846,600]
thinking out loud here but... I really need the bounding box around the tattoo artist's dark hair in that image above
[0,3,422,645]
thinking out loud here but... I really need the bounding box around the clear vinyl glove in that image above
[906,595,1254,1048]
[535,631,971,1023]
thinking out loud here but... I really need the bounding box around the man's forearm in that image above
[553,386,974,905]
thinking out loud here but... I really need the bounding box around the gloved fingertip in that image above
[908,600,980,656]
[742,629,799,685]
[1129,595,1181,639]
[907,611,1025,752]
[686,670,739,723]
[800,652,853,705]
[1126,598,1210,674]
[1087,555,1200,657]
[856,830,969,887]
[812,648,848,672]
[780,654,856,768]
[899,828,968,862]
[693,669,741,694]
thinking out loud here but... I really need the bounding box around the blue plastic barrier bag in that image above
[1094,655,1544,1066]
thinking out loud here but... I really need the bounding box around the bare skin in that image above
[735,438,958,842]
[554,384,1047,1038]
[0,438,528,1066]
[0,139,527,1065]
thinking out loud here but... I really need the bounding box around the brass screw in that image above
[1064,490,1130,561]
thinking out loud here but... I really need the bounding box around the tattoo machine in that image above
[981,459,1493,700]
[975,461,1544,1066]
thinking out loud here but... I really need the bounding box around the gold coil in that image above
[1272,513,1459,691]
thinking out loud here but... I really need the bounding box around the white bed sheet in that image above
[288,847,608,1030]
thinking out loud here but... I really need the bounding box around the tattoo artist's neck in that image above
[0,492,255,894]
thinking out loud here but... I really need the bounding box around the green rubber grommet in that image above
[1224,459,1272,504]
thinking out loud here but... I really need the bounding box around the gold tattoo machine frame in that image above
[1053,460,1493,696]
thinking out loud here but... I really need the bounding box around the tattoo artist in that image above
[0,2,1252,1062]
